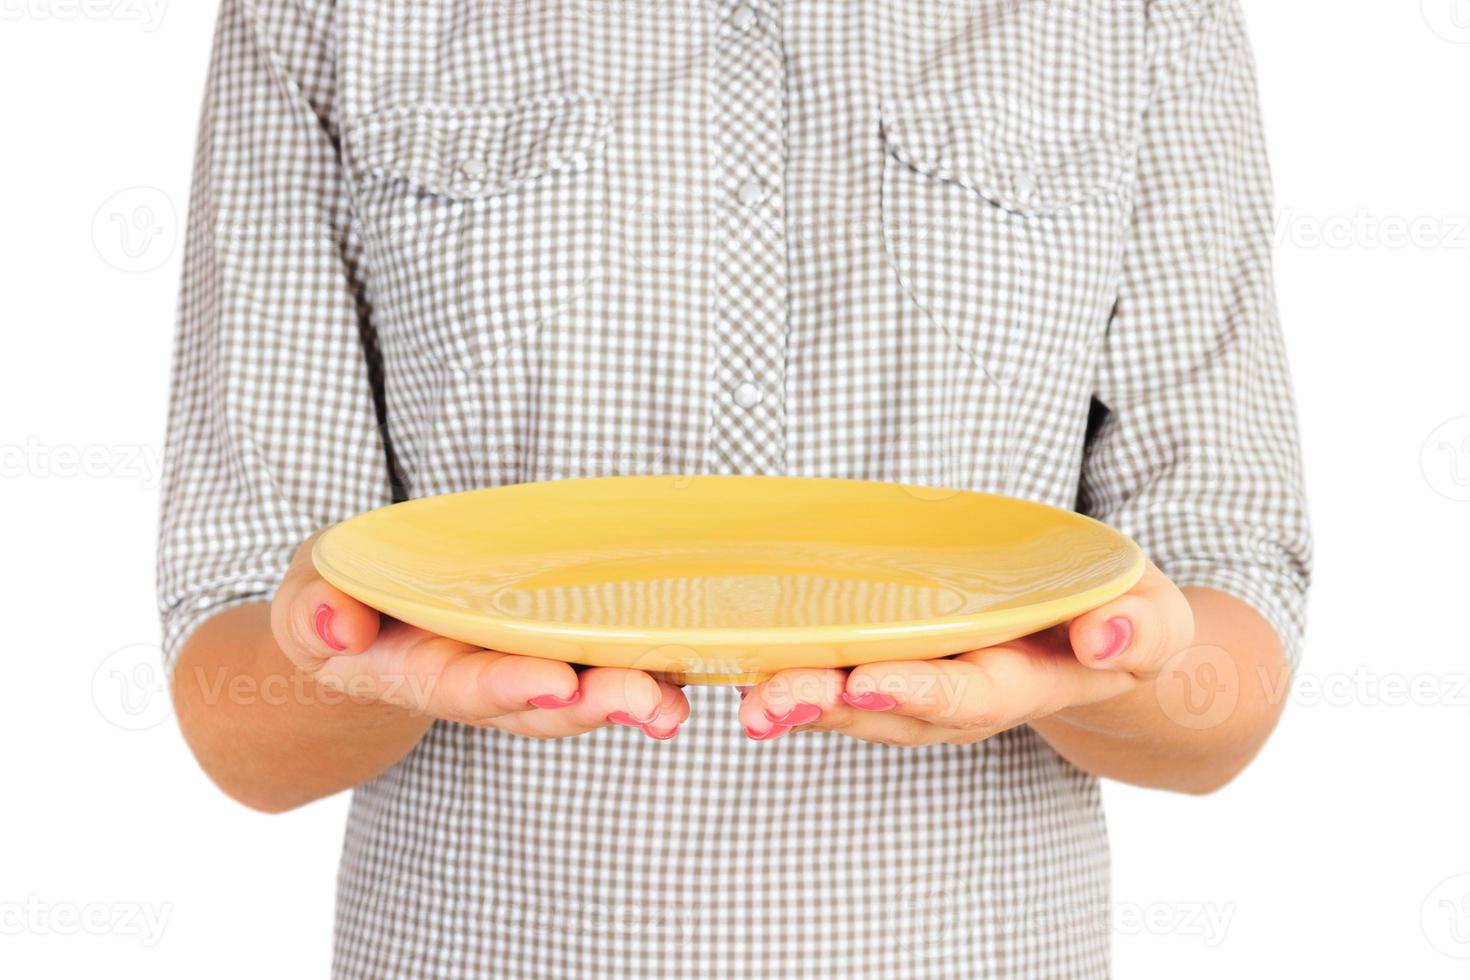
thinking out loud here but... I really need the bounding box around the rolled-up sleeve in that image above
[1079,0,1312,668]
[155,0,391,672]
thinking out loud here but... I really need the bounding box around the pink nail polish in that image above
[314,603,346,652]
[841,691,897,711]
[764,703,822,726]
[1096,617,1133,662]
[642,724,680,741]
[528,691,582,709]
[608,710,659,727]
[744,724,790,742]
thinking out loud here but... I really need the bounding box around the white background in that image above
[2,1,1467,976]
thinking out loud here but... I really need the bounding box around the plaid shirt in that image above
[157,0,1310,976]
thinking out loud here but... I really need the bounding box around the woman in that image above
[159,0,1310,976]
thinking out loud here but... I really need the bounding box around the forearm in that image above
[170,602,432,813]
[1030,587,1290,794]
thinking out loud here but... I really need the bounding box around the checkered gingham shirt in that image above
[157,0,1311,976]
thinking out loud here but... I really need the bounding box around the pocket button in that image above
[736,178,766,208]
[733,382,764,409]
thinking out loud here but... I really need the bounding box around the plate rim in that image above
[312,475,1148,648]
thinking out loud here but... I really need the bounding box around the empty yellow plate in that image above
[313,475,1145,684]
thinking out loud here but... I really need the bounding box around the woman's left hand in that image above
[738,562,1195,745]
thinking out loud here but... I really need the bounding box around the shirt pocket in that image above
[879,93,1135,385]
[346,93,610,373]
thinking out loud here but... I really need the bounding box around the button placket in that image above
[706,0,790,475]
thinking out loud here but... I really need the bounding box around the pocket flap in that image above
[880,93,1132,215]
[349,93,610,199]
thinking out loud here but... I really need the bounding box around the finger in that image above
[273,540,382,667]
[739,669,846,737]
[639,681,692,740]
[843,657,982,727]
[564,667,667,730]
[312,625,581,721]
[952,640,1137,722]
[285,578,383,667]
[804,706,946,747]
[738,668,945,746]
[849,633,1136,733]
[1068,563,1194,675]
[464,648,585,716]
[517,672,688,740]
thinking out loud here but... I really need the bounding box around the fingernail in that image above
[608,710,659,727]
[744,724,790,742]
[528,691,582,709]
[764,703,822,726]
[841,691,897,711]
[314,603,346,652]
[642,723,680,741]
[1095,617,1133,662]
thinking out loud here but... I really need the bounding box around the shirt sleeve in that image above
[1078,0,1313,669]
[155,0,392,673]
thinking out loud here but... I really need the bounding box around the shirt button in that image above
[736,178,766,208]
[731,4,757,30]
[459,158,489,179]
[733,382,764,408]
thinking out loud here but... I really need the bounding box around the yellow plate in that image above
[313,475,1145,684]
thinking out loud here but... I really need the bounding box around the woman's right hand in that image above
[269,534,688,741]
